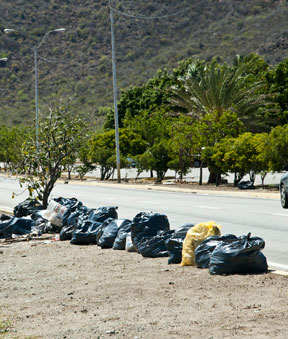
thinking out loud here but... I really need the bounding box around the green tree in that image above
[124,108,173,182]
[266,59,288,125]
[212,132,268,187]
[136,141,172,183]
[168,115,202,182]
[171,55,271,130]
[75,141,95,180]
[199,110,244,185]
[104,69,174,129]
[88,128,146,180]
[264,124,288,173]
[13,99,88,208]
[0,124,31,172]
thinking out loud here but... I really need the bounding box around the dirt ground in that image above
[1,237,288,339]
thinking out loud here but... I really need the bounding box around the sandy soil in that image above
[1,237,288,339]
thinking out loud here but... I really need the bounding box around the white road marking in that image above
[140,201,159,205]
[270,213,288,217]
[102,197,115,201]
[197,206,222,210]
[268,261,288,271]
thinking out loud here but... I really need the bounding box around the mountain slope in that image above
[0,0,288,125]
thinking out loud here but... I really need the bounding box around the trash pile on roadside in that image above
[0,197,268,275]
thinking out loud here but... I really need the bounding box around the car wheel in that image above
[280,184,288,208]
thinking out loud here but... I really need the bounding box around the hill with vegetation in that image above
[0,0,288,126]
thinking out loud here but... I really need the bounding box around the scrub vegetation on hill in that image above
[1,0,288,125]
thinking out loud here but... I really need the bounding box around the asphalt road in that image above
[1,176,287,270]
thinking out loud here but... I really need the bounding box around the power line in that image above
[108,0,202,20]
[37,53,65,64]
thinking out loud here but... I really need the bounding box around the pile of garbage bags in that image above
[0,197,268,275]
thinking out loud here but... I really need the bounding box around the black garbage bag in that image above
[53,197,79,207]
[98,219,131,249]
[13,198,43,217]
[209,233,268,275]
[0,214,13,221]
[66,210,86,228]
[113,220,132,250]
[70,220,102,245]
[30,209,50,221]
[0,217,36,239]
[195,234,238,268]
[138,230,174,258]
[96,218,114,245]
[238,180,254,190]
[88,206,118,223]
[60,225,77,241]
[131,212,170,253]
[75,210,90,228]
[165,224,194,264]
[57,198,90,227]
[33,218,50,235]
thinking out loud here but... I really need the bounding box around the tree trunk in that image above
[155,170,166,183]
[67,167,72,180]
[261,172,267,189]
[208,167,221,185]
[199,164,203,185]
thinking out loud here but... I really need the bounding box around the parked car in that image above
[280,166,288,208]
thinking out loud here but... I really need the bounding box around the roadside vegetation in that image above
[1,53,288,206]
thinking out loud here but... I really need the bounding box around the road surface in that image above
[0,176,287,270]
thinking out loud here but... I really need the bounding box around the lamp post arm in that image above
[35,28,66,50]
[35,30,55,50]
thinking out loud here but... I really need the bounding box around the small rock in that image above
[105,330,116,335]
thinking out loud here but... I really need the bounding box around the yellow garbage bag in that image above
[180,221,221,266]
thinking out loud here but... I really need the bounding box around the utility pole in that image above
[4,28,66,152]
[110,6,121,183]
[34,47,39,151]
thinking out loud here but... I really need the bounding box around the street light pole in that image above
[34,47,39,150]
[4,28,66,151]
[33,28,66,151]
[110,6,121,183]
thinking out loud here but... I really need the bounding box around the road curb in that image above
[56,179,280,200]
[271,270,288,276]
[0,207,13,215]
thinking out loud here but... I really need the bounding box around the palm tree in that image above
[171,55,271,127]
[171,55,274,185]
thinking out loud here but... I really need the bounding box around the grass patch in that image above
[0,316,11,338]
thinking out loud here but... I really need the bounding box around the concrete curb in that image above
[272,270,288,276]
[57,179,280,200]
[0,173,280,200]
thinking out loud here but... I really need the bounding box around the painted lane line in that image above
[197,206,222,210]
[140,201,159,205]
[270,213,288,217]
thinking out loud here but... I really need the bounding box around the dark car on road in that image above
[280,166,288,208]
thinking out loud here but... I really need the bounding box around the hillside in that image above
[0,0,288,126]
